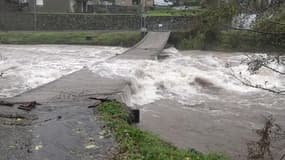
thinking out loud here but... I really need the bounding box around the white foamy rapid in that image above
[0,45,126,98]
[0,45,284,107]
[91,48,285,106]
[232,13,257,29]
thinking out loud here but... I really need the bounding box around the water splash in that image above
[232,13,257,29]
[0,45,126,98]
[91,49,285,106]
[0,45,284,107]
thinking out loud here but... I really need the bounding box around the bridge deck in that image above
[114,31,170,60]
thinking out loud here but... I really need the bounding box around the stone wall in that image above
[0,13,141,31]
[146,16,199,31]
[88,5,139,13]
[0,12,199,31]
[0,13,34,31]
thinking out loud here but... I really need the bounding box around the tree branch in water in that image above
[263,65,285,75]
[230,69,285,95]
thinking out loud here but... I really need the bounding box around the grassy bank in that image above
[0,31,142,47]
[217,31,285,53]
[170,31,285,53]
[1,31,283,53]
[97,101,227,160]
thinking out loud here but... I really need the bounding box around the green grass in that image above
[147,8,204,17]
[169,31,285,53]
[32,12,136,15]
[0,31,142,47]
[217,31,285,53]
[97,101,228,160]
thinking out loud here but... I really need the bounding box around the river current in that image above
[0,45,284,159]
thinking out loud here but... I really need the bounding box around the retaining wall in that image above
[0,12,199,31]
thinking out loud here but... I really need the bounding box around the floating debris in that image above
[85,144,97,149]
[34,145,43,151]
[0,100,40,111]
[16,118,23,121]
[0,101,14,107]
[18,101,39,111]
[89,96,112,103]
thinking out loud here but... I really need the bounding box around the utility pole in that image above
[33,0,37,31]
[140,0,147,35]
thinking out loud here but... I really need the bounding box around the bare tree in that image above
[228,4,285,155]
[225,0,285,93]
[230,54,285,95]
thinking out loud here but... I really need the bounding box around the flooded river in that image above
[0,45,284,159]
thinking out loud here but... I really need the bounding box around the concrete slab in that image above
[115,32,170,60]
[0,69,130,160]
[7,69,130,103]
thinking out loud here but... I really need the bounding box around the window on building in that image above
[19,0,28,3]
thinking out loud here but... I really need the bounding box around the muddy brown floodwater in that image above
[1,45,284,159]
[136,51,285,160]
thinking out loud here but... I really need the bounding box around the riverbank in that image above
[1,31,284,53]
[169,31,285,53]
[97,101,227,160]
[0,31,142,47]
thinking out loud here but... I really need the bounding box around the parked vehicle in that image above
[154,0,173,6]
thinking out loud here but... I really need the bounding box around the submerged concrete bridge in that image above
[114,32,171,60]
[0,32,170,160]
